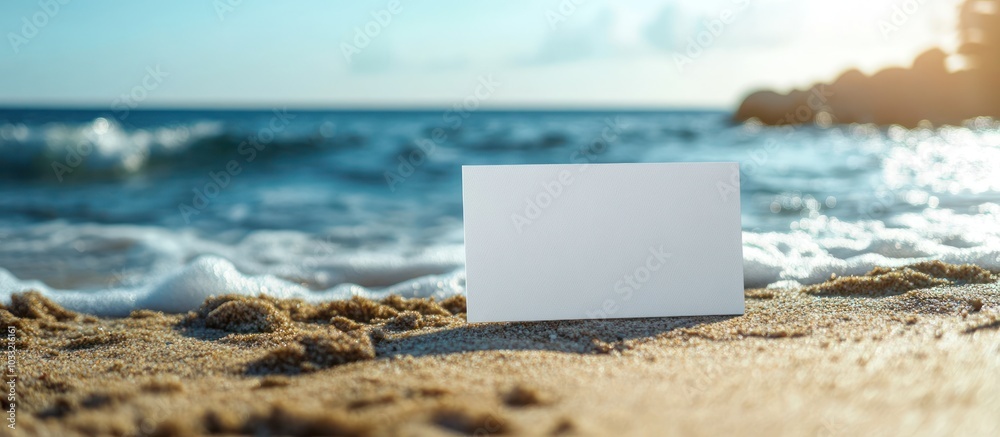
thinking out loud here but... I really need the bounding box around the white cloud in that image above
[527,7,618,64]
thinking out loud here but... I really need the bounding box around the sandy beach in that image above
[6,1,1000,436]
[5,261,1000,436]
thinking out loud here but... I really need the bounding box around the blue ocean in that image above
[1,108,998,315]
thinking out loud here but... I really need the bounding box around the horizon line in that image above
[0,104,730,113]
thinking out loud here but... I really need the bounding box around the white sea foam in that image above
[4,113,999,315]
[743,206,1000,288]
[2,205,999,316]
[0,255,466,317]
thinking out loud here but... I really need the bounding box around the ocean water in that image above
[1,108,999,316]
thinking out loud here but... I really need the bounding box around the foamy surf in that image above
[0,256,466,317]
[3,110,1000,316]
[2,205,999,316]
[743,206,1000,288]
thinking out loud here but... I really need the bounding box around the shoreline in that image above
[4,261,999,436]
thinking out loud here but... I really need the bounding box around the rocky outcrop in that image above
[735,0,1000,127]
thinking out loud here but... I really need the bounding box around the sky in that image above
[0,0,960,109]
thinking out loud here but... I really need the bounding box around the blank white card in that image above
[462,162,745,323]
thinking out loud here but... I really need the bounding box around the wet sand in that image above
[4,261,1000,436]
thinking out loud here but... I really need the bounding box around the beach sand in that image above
[5,261,1000,436]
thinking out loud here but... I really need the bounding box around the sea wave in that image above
[0,117,328,180]
[2,205,998,316]
[3,111,999,316]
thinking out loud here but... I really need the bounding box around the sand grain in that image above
[7,262,1000,436]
